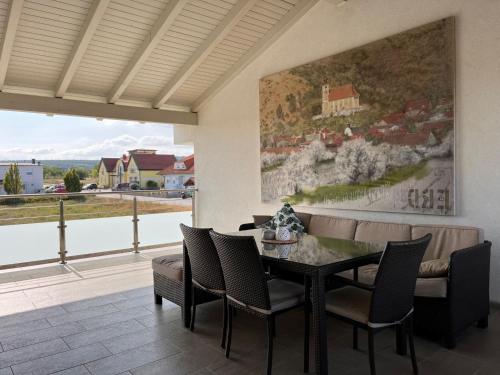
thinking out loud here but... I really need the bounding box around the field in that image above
[0,196,190,226]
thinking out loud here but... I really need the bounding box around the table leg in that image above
[311,272,328,374]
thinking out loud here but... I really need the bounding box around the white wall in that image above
[0,164,43,194]
[193,0,500,300]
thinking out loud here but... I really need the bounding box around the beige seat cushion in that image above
[354,221,411,244]
[152,254,183,282]
[325,286,372,324]
[308,215,357,240]
[419,259,449,278]
[268,279,305,312]
[339,264,448,298]
[411,225,480,261]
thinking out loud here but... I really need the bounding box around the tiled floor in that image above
[0,250,498,375]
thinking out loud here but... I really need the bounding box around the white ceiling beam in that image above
[0,92,198,125]
[107,0,188,104]
[153,0,258,109]
[191,0,320,112]
[0,0,24,89]
[55,0,110,98]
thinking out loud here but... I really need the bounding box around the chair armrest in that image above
[331,275,375,291]
[447,241,491,325]
[239,222,256,231]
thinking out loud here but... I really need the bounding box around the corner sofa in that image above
[247,213,491,348]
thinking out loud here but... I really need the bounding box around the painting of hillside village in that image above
[259,17,455,215]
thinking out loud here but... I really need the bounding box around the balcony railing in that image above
[0,189,195,269]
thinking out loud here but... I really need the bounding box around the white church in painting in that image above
[318,83,364,118]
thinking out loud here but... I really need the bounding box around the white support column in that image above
[0,0,24,89]
[55,0,110,98]
[107,0,188,104]
[153,0,259,109]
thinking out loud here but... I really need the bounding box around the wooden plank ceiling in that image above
[0,0,318,123]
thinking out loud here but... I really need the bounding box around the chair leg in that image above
[407,316,418,374]
[368,329,376,375]
[221,295,228,349]
[353,326,358,350]
[272,315,276,337]
[190,286,196,332]
[478,316,489,329]
[304,301,310,373]
[154,293,162,305]
[225,305,233,358]
[396,324,407,355]
[267,316,275,375]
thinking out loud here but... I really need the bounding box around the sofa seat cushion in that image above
[411,225,480,261]
[338,264,448,298]
[308,215,357,240]
[419,259,449,278]
[354,221,411,244]
[325,286,372,324]
[152,254,183,282]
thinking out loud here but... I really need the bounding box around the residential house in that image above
[321,83,362,117]
[97,157,123,188]
[158,154,194,190]
[127,149,176,189]
[0,161,43,194]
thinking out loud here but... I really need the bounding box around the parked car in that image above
[112,183,130,191]
[130,182,140,190]
[44,185,56,193]
[82,183,98,190]
[54,184,67,193]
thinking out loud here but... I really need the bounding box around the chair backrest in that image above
[180,224,225,292]
[369,234,432,324]
[210,231,271,312]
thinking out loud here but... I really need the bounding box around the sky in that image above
[0,110,193,160]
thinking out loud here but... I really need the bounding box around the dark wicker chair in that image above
[210,231,308,375]
[326,234,432,375]
[180,224,227,348]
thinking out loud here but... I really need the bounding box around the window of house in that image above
[26,171,32,175]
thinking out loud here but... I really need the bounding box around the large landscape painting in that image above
[259,18,455,215]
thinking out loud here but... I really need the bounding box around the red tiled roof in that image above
[383,130,431,145]
[184,177,195,186]
[131,154,176,171]
[382,112,405,125]
[101,158,119,172]
[328,84,359,101]
[158,155,195,175]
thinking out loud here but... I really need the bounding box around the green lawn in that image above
[284,160,429,205]
[0,196,190,226]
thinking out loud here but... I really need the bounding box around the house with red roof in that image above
[158,154,195,190]
[97,157,120,188]
[320,83,363,117]
[127,149,176,189]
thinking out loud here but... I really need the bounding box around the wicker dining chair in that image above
[210,231,308,375]
[326,234,432,375]
[180,224,227,348]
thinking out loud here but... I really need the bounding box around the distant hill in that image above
[0,160,99,170]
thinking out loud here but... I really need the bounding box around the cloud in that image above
[0,134,193,160]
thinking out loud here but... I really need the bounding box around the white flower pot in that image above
[276,227,291,241]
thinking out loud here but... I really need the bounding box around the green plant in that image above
[63,169,82,192]
[146,180,159,190]
[3,163,23,195]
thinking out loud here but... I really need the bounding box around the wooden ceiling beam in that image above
[191,0,320,112]
[55,0,110,98]
[107,0,188,104]
[0,0,24,89]
[153,0,259,109]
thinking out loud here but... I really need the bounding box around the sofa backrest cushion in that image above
[354,221,411,244]
[253,215,272,226]
[411,225,480,261]
[308,215,357,240]
[295,212,312,232]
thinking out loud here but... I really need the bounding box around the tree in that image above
[90,164,99,179]
[146,180,159,190]
[64,169,82,192]
[3,164,23,194]
[72,167,89,180]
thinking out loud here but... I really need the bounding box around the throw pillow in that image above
[418,259,449,278]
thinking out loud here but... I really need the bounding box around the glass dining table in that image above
[234,229,386,375]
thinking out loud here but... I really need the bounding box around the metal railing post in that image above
[132,196,140,253]
[57,199,67,264]
[191,190,196,226]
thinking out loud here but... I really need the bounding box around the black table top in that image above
[234,229,385,269]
